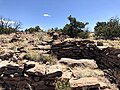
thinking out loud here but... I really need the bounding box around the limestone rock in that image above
[62,71,72,79]
[37,45,51,50]
[46,64,67,74]
[69,77,100,90]
[0,61,19,68]
[26,63,46,76]
[41,41,48,45]
[10,34,21,42]
[71,67,104,79]
[52,40,62,45]
[18,53,26,59]
[0,50,14,60]
[59,58,98,69]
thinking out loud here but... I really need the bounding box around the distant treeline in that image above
[1,15,120,39]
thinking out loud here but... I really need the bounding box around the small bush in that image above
[94,17,120,39]
[55,79,71,90]
[78,31,89,39]
[25,26,43,33]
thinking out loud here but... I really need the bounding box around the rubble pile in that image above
[0,32,120,90]
[0,61,62,90]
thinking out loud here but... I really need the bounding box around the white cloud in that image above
[43,13,51,17]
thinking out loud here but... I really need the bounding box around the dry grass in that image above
[0,48,4,55]
[23,51,57,64]
[93,39,120,49]
[72,67,104,79]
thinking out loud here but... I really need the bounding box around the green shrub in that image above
[55,79,71,90]
[94,17,120,39]
[78,31,89,39]
[25,26,43,33]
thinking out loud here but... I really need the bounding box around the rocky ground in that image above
[0,32,120,90]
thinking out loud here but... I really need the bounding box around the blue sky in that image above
[0,0,120,31]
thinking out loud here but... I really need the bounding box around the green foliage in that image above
[55,79,71,90]
[94,17,120,39]
[25,25,42,33]
[62,15,89,38]
[0,16,21,34]
[47,27,62,36]
[78,30,89,39]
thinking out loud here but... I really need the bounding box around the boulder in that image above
[0,61,19,68]
[36,45,51,50]
[69,77,100,90]
[26,62,46,76]
[59,58,98,69]
[52,40,62,45]
[71,67,104,79]
[62,71,72,79]
[52,32,59,40]
[10,34,21,42]
[46,64,67,74]
[41,41,48,45]
[0,50,14,60]
[18,53,26,59]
